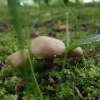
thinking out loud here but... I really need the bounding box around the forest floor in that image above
[0,4,100,100]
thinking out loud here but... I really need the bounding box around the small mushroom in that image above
[5,49,29,69]
[68,47,83,65]
[68,47,83,57]
[30,36,66,67]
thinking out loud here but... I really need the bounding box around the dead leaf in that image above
[52,83,57,88]
[55,20,71,30]
[52,10,59,15]
[48,78,56,85]
[95,23,99,27]
[55,20,63,26]
[59,24,66,30]
[15,80,24,94]
[0,61,6,71]
[44,13,51,17]
[31,31,40,38]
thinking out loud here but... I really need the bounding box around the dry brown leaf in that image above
[15,80,24,94]
[59,24,66,30]
[44,13,51,17]
[55,20,63,26]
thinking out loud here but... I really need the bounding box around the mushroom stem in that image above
[68,57,76,65]
[43,58,54,67]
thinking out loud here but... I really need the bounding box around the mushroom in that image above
[68,47,83,57]
[5,49,29,70]
[30,36,66,67]
[68,47,83,65]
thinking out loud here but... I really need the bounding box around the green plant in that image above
[68,34,100,51]
[1,2,100,100]
[8,0,43,100]
[56,2,100,100]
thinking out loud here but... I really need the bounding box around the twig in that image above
[75,86,84,100]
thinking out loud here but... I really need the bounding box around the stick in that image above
[75,86,84,100]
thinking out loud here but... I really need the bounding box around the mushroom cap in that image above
[68,47,83,57]
[30,36,66,58]
[5,49,29,68]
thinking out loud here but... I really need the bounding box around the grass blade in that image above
[68,34,100,51]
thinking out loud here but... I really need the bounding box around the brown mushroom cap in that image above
[68,47,83,57]
[5,49,29,68]
[30,36,66,58]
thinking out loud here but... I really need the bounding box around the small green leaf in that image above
[68,34,100,51]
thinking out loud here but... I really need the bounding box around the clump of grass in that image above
[8,0,43,100]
